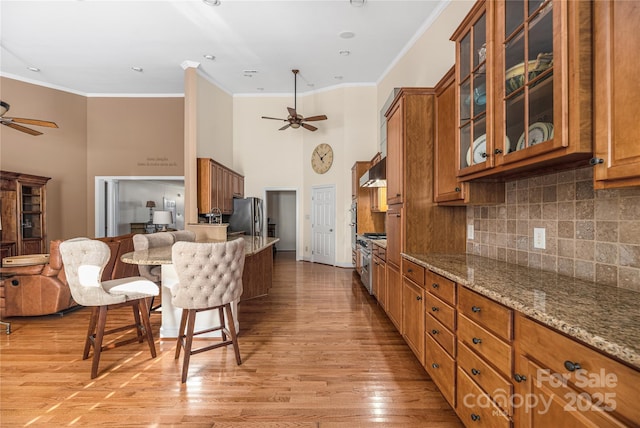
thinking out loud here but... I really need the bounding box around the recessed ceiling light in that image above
[339,31,355,39]
[307,83,315,87]
[131,66,143,72]
[243,70,258,74]
[334,76,343,80]
[203,54,215,60]
[202,0,221,6]
[339,50,351,56]
[244,74,253,78]
[27,67,40,72]
[350,0,365,7]
[257,88,264,91]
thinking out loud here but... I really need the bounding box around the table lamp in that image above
[145,200,156,223]
[153,210,173,232]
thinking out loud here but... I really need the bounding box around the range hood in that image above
[359,157,387,188]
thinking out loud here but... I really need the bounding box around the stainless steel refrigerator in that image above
[229,197,264,236]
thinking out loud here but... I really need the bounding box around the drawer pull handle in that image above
[431,329,439,335]
[472,337,482,345]
[431,306,439,312]
[432,363,439,369]
[514,373,527,383]
[471,414,480,422]
[416,296,422,301]
[564,360,581,372]
[408,268,413,272]
[471,306,481,313]
[432,283,439,289]
[471,368,480,376]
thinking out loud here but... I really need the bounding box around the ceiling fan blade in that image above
[279,124,291,131]
[287,107,297,118]
[302,123,318,132]
[303,115,328,122]
[10,117,58,128]
[262,116,287,121]
[3,122,43,136]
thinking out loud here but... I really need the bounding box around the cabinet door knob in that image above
[431,306,439,312]
[514,373,527,383]
[432,283,439,289]
[431,329,439,335]
[396,193,401,197]
[471,368,480,376]
[589,157,604,166]
[416,296,422,301]
[408,268,413,272]
[494,148,503,154]
[472,337,482,345]
[471,306,481,313]
[11,279,20,286]
[564,360,581,372]
[480,152,488,158]
[455,187,461,192]
[470,414,480,422]
[432,363,439,369]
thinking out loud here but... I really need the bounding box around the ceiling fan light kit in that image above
[0,101,59,136]
[261,69,327,132]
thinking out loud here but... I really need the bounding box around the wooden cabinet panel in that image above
[402,276,425,363]
[458,314,512,376]
[515,314,640,426]
[457,368,511,428]
[197,158,243,216]
[426,270,456,306]
[425,293,455,332]
[402,258,425,287]
[386,100,403,205]
[425,333,456,408]
[232,173,244,198]
[373,255,386,310]
[458,286,513,341]
[426,314,455,357]
[385,204,402,268]
[386,263,402,332]
[593,0,640,189]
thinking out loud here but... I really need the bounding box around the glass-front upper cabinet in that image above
[494,0,592,168]
[452,1,493,178]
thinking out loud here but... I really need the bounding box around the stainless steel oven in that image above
[356,233,385,295]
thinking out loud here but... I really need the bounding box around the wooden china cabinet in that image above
[0,171,50,259]
[452,0,592,181]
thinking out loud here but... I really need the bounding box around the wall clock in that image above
[311,143,334,174]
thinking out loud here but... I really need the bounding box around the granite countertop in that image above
[371,239,387,249]
[403,253,640,369]
[121,236,279,266]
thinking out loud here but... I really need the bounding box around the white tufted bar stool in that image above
[171,239,245,383]
[59,238,159,379]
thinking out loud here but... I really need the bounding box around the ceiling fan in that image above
[262,69,327,131]
[0,101,59,136]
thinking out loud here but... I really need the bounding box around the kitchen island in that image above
[122,235,278,338]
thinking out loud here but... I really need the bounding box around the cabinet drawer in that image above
[516,314,640,425]
[402,258,425,287]
[426,270,456,305]
[458,286,512,341]
[373,245,386,260]
[458,314,512,376]
[424,333,455,408]
[457,368,510,428]
[458,341,513,416]
[425,293,455,331]
[426,313,456,357]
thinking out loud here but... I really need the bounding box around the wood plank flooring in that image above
[0,252,462,427]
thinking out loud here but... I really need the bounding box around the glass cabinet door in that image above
[455,3,492,177]
[499,0,557,162]
[20,185,43,240]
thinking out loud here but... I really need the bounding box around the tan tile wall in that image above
[466,167,640,291]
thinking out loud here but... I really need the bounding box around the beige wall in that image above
[0,77,88,242]
[196,73,233,166]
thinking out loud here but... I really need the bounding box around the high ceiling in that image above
[0,0,449,96]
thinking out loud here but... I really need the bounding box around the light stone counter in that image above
[403,252,640,369]
[371,239,387,249]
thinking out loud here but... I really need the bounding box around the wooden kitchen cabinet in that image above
[385,100,403,205]
[372,242,386,307]
[593,0,640,189]
[402,259,425,364]
[453,0,592,182]
[434,67,505,206]
[0,171,50,258]
[386,263,402,332]
[197,158,243,216]
[385,204,402,268]
[513,314,640,427]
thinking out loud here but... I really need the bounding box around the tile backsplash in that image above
[466,167,640,292]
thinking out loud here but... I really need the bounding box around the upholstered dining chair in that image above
[133,230,196,312]
[59,238,159,379]
[171,239,245,383]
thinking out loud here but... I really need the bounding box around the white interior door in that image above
[311,185,335,265]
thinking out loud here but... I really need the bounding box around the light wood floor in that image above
[0,251,462,427]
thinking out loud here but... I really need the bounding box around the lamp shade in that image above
[153,210,172,225]
[146,200,156,208]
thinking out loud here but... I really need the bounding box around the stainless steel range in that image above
[356,233,386,294]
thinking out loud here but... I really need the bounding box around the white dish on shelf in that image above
[516,122,554,151]
[466,134,487,166]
